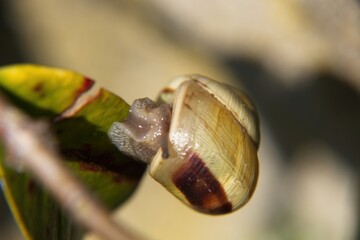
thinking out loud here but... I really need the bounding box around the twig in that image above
[0,94,136,240]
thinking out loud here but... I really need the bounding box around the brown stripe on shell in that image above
[172,152,233,214]
[161,87,176,94]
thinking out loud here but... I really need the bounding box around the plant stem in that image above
[0,94,136,240]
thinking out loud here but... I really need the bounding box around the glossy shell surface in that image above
[150,75,259,214]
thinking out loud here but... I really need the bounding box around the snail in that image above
[108,74,260,215]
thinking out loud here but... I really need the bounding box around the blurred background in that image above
[0,0,359,239]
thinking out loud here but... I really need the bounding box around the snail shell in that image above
[108,75,260,215]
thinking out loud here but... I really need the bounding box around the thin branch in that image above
[0,94,136,240]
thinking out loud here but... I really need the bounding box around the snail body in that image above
[108,75,259,215]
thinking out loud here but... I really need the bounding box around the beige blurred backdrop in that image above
[0,0,359,240]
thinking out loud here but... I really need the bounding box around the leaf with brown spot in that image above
[0,64,145,240]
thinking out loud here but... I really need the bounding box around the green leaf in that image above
[0,64,146,240]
